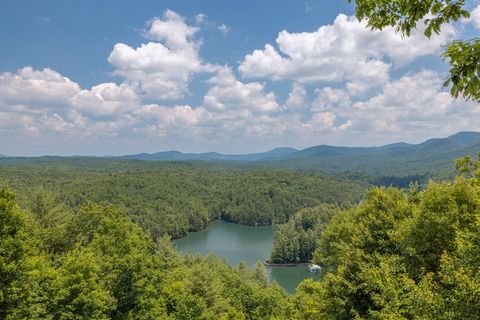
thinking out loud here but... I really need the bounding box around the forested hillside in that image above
[115,132,480,184]
[0,189,295,319]
[2,154,480,318]
[293,154,480,318]
[270,204,339,264]
[0,158,366,239]
[260,132,480,181]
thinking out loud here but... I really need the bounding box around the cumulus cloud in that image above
[0,111,40,138]
[144,10,199,50]
[108,9,204,100]
[71,82,140,117]
[239,14,455,92]
[0,67,80,111]
[0,65,282,149]
[132,68,283,141]
[136,104,204,127]
[218,23,230,34]
[470,5,480,28]
[195,13,207,25]
[0,67,140,141]
[203,66,280,113]
[330,70,479,141]
[1,10,478,155]
[307,112,337,129]
[312,87,351,112]
[286,83,307,109]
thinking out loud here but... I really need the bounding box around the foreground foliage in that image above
[294,154,480,319]
[0,190,295,319]
[3,155,480,319]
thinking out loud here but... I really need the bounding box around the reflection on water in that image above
[174,220,320,294]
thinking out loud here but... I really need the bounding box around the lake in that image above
[174,220,320,294]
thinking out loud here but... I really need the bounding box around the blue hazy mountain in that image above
[4,132,479,179]
[265,131,480,177]
[119,131,480,178]
[120,147,299,161]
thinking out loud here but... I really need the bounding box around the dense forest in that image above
[0,158,366,240]
[270,204,339,264]
[294,154,480,319]
[2,155,480,318]
[118,132,480,185]
[0,189,296,319]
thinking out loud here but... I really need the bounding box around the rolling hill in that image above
[120,147,298,161]
[263,131,480,178]
[2,132,479,183]
[119,131,480,180]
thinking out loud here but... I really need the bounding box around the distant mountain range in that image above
[119,147,299,162]
[2,132,480,180]
[266,131,480,177]
[120,131,480,178]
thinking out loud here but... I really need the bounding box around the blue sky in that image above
[0,0,479,156]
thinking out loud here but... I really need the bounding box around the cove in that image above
[174,220,320,294]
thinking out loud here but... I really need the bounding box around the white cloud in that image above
[0,65,478,154]
[312,87,351,112]
[239,14,455,92]
[203,66,279,113]
[334,70,479,140]
[108,10,204,100]
[218,23,230,34]
[145,10,199,50]
[470,5,480,28]
[39,113,76,133]
[261,70,479,146]
[308,112,337,129]
[286,83,306,109]
[0,67,80,112]
[71,82,139,117]
[0,68,141,141]
[0,65,281,147]
[1,10,478,155]
[135,104,205,128]
[195,13,207,25]
[131,68,284,141]
[0,111,39,137]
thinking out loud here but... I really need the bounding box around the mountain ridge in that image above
[119,147,299,161]
[119,131,480,164]
[2,132,479,179]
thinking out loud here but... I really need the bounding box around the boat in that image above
[309,264,321,273]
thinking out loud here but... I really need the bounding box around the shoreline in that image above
[172,218,276,240]
[264,260,311,267]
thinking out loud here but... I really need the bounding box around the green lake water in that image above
[174,220,320,294]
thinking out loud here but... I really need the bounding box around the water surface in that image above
[174,220,319,294]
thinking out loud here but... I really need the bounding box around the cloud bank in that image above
[0,9,477,155]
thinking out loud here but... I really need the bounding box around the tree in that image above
[298,155,480,318]
[348,0,480,102]
[0,188,31,318]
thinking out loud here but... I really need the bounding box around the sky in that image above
[0,0,479,156]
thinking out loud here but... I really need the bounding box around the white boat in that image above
[309,264,321,273]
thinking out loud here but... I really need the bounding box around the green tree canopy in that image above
[293,153,480,318]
